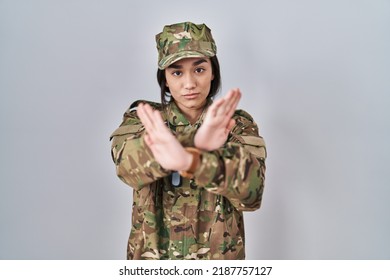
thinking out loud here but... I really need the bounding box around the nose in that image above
[184,73,196,90]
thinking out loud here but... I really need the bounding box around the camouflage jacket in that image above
[110,100,266,260]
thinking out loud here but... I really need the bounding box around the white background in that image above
[1,0,389,259]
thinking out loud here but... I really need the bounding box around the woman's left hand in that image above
[194,88,241,151]
[137,103,192,171]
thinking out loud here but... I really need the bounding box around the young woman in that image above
[110,22,266,260]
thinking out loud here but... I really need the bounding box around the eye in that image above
[195,67,205,74]
[171,71,182,77]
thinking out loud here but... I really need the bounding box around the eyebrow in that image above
[168,58,208,69]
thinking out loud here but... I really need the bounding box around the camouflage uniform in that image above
[110,100,266,260]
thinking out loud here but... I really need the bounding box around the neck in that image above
[183,107,204,124]
[174,100,208,125]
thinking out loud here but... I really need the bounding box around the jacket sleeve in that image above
[110,109,171,190]
[110,106,199,190]
[192,110,267,211]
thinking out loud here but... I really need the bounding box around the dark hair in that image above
[157,55,221,106]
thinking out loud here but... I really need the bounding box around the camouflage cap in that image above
[156,22,217,70]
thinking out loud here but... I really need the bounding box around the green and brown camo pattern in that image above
[110,100,266,260]
[156,22,217,69]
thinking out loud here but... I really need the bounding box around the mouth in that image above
[183,93,199,99]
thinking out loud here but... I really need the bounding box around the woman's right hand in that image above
[137,103,193,172]
[194,88,241,151]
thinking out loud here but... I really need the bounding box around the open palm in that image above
[194,88,241,151]
[137,103,191,171]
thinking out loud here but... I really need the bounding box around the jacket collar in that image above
[164,101,210,127]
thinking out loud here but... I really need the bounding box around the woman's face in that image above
[165,57,214,115]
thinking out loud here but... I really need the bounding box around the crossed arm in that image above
[136,88,242,172]
[112,87,265,210]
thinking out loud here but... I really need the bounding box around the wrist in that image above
[182,150,193,171]
[179,147,202,179]
[194,132,209,151]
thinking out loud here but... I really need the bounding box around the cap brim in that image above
[158,50,215,70]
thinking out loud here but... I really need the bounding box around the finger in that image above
[143,133,153,147]
[216,89,240,128]
[144,112,168,146]
[226,118,236,132]
[137,103,157,133]
[223,89,235,101]
[152,108,167,130]
[216,89,238,117]
[207,98,225,117]
[142,103,159,128]
[224,88,239,109]
[225,88,241,118]
[217,90,235,115]
[137,104,153,131]
[221,89,240,120]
